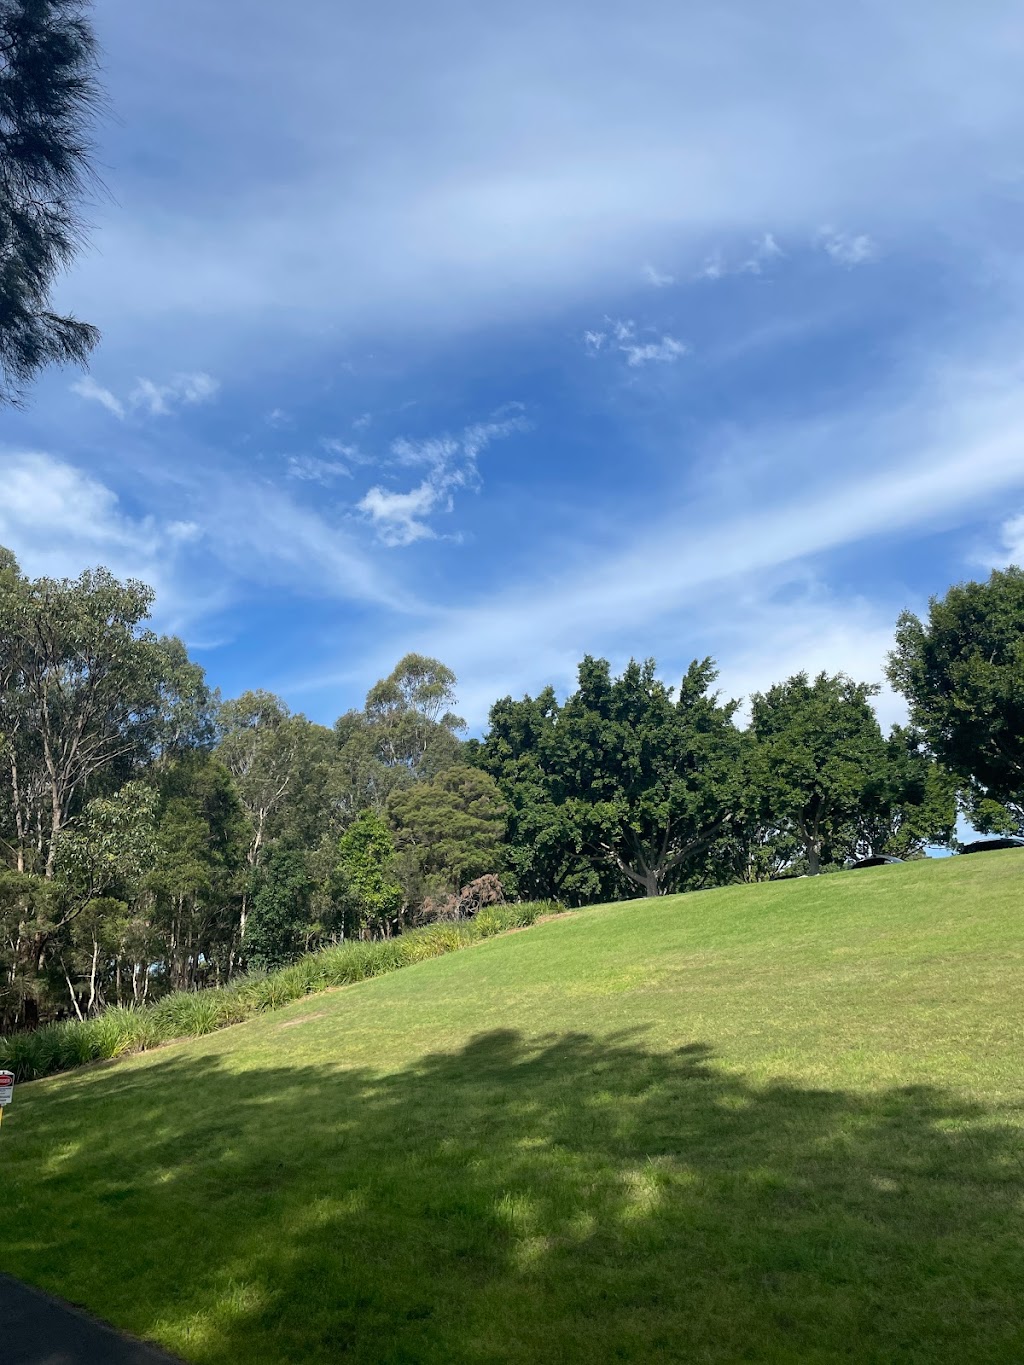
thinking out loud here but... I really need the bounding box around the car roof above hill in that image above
[959,836,1024,854]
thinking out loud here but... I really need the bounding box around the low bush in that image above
[0,901,564,1083]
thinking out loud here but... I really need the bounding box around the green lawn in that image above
[3,854,1023,1363]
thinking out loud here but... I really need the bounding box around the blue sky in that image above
[3,0,1024,730]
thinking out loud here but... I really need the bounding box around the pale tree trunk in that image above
[41,716,66,879]
[10,752,25,873]
[62,959,85,1021]
[87,936,100,1015]
[45,784,62,878]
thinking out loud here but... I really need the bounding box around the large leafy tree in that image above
[854,726,957,859]
[13,779,157,1023]
[562,657,744,896]
[479,687,610,905]
[387,763,506,901]
[0,0,101,404]
[486,657,744,899]
[888,567,1024,831]
[749,672,889,875]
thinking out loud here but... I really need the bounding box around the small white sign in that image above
[0,1069,14,1107]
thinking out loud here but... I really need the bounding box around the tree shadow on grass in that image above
[8,1030,1024,1364]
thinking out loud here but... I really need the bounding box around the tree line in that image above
[2,548,1022,1029]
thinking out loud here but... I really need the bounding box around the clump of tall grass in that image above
[0,900,564,1083]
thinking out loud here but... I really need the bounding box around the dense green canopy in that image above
[889,567,1024,831]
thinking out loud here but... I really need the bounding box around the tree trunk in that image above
[806,844,821,876]
[45,788,62,878]
[87,936,99,1015]
[10,752,25,873]
[62,960,85,1021]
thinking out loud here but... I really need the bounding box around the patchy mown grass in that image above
[2,855,1023,1363]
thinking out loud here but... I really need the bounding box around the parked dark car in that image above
[848,855,905,869]
[958,836,1024,855]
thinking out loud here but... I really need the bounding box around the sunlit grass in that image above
[2,856,1023,1363]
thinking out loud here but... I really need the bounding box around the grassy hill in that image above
[2,853,1023,1363]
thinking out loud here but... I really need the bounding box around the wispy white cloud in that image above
[623,335,689,367]
[695,252,725,281]
[988,510,1024,565]
[818,228,876,266]
[71,377,126,420]
[286,454,352,482]
[130,372,220,416]
[358,482,441,547]
[0,452,209,629]
[361,411,528,547]
[695,233,784,282]
[0,452,153,566]
[166,520,202,543]
[390,435,462,472]
[642,263,675,287]
[740,232,784,274]
[71,371,220,419]
[585,317,689,367]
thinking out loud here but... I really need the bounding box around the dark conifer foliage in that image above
[0,0,101,404]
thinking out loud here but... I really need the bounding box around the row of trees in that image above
[2,548,1022,1028]
[475,659,954,903]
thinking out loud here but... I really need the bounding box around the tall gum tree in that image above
[0,555,170,878]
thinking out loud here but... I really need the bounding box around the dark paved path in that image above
[1,1274,183,1365]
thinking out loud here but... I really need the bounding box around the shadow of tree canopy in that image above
[11,1029,1024,1363]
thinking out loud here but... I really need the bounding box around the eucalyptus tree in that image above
[0,554,171,877]
[216,691,297,946]
[364,653,466,777]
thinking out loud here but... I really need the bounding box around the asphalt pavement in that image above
[1,1274,183,1365]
